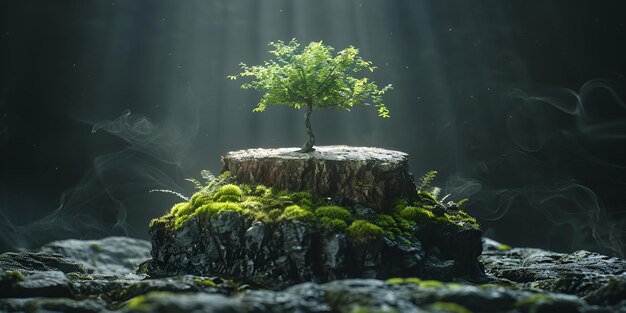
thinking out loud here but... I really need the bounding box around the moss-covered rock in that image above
[147,168,484,289]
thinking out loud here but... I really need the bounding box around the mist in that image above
[1,0,625,256]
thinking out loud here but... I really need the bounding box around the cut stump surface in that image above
[221,145,417,210]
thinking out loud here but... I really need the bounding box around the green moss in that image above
[347,220,384,244]
[5,270,24,282]
[385,277,422,285]
[152,173,481,239]
[431,302,473,313]
[89,243,102,252]
[268,208,282,220]
[172,203,194,228]
[497,243,512,251]
[349,306,399,313]
[444,211,480,230]
[125,291,175,311]
[392,198,409,212]
[399,206,434,223]
[376,214,396,228]
[375,214,401,239]
[190,192,212,207]
[252,185,272,197]
[514,293,553,307]
[279,205,314,222]
[320,217,348,230]
[415,191,439,207]
[418,280,445,288]
[456,198,469,207]
[404,277,422,284]
[315,206,352,223]
[193,202,244,222]
[385,277,405,285]
[212,184,243,202]
[394,217,416,236]
[193,278,217,287]
[289,191,313,204]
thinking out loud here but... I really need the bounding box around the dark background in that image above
[1,0,625,256]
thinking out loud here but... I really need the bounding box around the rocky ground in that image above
[1,236,625,312]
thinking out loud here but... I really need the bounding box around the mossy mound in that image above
[150,172,479,239]
[147,172,484,289]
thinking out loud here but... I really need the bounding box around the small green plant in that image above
[279,205,314,222]
[315,206,352,223]
[399,206,434,223]
[347,220,384,244]
[320,217,348,231]
[417,170,438,192]
[212,184,243,202]
[229,39,392,152]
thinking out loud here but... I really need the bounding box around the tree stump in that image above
[221,146,417,210]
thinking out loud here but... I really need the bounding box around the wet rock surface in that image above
[1,236,626,312]
[38,237,151,275]
[222,146,417,210]
[481,238,626,306]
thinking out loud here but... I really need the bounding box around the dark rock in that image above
[121,292,239,313]
[148,210,484,289]
[0,298,111,313]
[431,205,446,217]
[0,251,87,274]
[481,238,626,305]
[2,237,626,312]
[38,237,152,275]
[221,146,417,210]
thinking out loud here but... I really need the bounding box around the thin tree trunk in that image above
[300,100,315,152]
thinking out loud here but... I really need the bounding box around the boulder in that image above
[481,237,626,305]
[38,237,151,275]
[221,146,417,210]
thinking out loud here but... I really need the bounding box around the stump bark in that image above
[221,145,417,210]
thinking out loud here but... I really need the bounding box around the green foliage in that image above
[348,220,384,244]
[279,205,314,222]
[229,39,392,117]
[212,184,243,202]
[417,170,438,192]
[400,206,434,223]
[456,198,469,207]
[315,206,352,223]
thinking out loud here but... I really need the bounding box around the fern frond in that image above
[150,189,190,201]
[200,170,215,184]
[430,187,441,200]
[185,178,203,190]
[417,170,438,192]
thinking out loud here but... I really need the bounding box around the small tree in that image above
[229,39,392,152]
